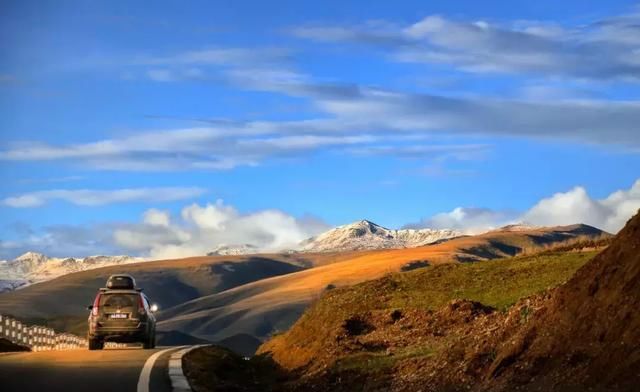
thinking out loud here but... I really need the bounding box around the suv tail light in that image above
[138,294,145,315]
[92,293,102,316]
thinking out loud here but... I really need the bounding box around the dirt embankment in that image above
[484,210,640,391]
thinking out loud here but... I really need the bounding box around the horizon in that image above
[1,0,639,260]
[0,213,617,261]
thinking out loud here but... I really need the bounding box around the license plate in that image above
[108,313,128,319]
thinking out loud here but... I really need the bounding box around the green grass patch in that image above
[286,250,598,350]
[333,250,597,313]
[337,345,435,372]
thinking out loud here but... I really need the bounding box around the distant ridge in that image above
[0,222,610,294]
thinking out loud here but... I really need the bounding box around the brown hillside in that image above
[484,211,640,391]
[0,252,345,335]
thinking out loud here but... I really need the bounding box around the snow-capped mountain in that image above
[299,220,462,253]
[0,252,142,293]
[0,220,461,292]
[207,244,259,256]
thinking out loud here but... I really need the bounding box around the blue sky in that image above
[1,0,639,259]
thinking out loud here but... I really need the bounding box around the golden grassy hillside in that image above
[158,224,606,342]
[0,252,348,335]
[257,250,599,372]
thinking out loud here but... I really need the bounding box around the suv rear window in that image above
[100,293,138,308]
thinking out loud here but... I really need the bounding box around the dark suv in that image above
[87,274,157,350]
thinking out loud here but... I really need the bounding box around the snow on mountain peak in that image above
[14,251,48,263]
[0,219,460,292]
[300,220,462,253]
[0,252,143,292]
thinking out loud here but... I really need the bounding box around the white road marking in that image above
[168,345,207,391]
[137,346,187,392]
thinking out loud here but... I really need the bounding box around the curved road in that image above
[0,346,191,392]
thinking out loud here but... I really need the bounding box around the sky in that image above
[0,0,639,259]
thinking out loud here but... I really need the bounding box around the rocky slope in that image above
[485,210,640,391]
[300,220,462,253]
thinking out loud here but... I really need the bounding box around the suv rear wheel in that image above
[88,338,104,350]
[142,333,155,349]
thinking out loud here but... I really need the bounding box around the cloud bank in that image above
[113,200,329,259]
[293,10,640,80]
[4,11,640,173]
[1,85,638,172]
[411,179,640,234]
[3,180,638,260]
[2,187,206,207]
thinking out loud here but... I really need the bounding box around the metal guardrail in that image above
[0,313,91,351]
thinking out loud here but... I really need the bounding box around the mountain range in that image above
[0,220,463,292]
[0,252,141,293]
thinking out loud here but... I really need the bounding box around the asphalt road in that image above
[0,346,188,392]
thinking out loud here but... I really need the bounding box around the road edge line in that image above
[168,344,207,391]
[137,346,186,392]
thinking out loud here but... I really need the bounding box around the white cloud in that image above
[523,179,640,233]
[2,182,637,260]
[0,128,392,171]
[129,47,290,83]
[4,14,640,174]
[411,207,518,233]
[410,179,640,234]
[143,209,171,227]
[113,200,329,259]
[292,10,640,81]
[18,175,85,184]
[2,187,206,208]
[181,200,237,230]
[313,87,640,147]
[135,48,289,67]
[347,143,490,160]
[113,224,191,254]
[0,222,127,259]
[1,85,638,173]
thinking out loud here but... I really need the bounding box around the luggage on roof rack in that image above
[105,274,136,290]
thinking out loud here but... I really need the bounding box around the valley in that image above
[0,222,607,354]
